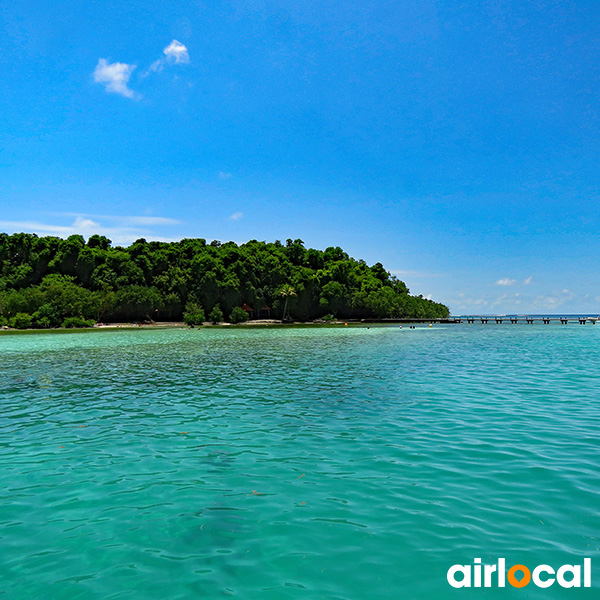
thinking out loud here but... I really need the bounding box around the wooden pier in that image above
[458,316,597,325]
[359,316,598,325]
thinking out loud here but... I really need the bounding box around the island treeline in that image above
[0,233,449,328]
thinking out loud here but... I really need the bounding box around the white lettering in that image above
[557,564,580,588]
[584,558,591,587]
[447,565,471,588]
[484,563,497,587]
[474,558,482,587]
[532,564,555,588]
[448,558,590,589]
[498,558,505,587]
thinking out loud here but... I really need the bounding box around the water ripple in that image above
[1,325,600,598]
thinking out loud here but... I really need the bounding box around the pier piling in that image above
[452,316,598,325]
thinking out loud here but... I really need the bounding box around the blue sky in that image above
[1,0,599,314]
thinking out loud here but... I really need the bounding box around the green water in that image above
[1,325,599,599]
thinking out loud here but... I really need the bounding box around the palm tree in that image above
[279,284,296,321]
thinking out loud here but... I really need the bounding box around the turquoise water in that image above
[1,325,599,599]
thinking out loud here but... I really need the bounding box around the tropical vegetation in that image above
[0,233,449,328]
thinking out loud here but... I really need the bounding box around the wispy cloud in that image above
[93,59,138,99]
[533,289,575,311]
[495,277,517,286]
[218,171,232,180]
[452,294,490,310]
[123,216,180,226]
[96,40,190,96]
[491,292,521,307]
[523,276,533,285]
[163,40,189,64]
[230,212,243,221]
[144,40,190,76]
[0,215,180,246]
[390,270,445,278]
[146,60,164,75]
[60,213,181,226]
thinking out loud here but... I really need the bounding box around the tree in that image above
[279,284,296,321]
[319,281,347,316]
[183,302,205,326]
[115,286,162,321]
[208,305,224,323]
[48,235,85,276]
[91,289,116,322]
[87,235,111,250]
[0,233,450,324]
[229,306,250,323]
[10,313,33,329]
[61,316,95,328]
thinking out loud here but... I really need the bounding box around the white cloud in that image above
[523,276,533,285]
[452,295,490,310]
[163,40,189,64]
[146,59,164,75]
[390,269,445,278]
[142,40,191,78]
[218,171,232,180]
[495,277,517,286]
[230,212,243,221]
[60,213,181,226]
[113,215,180,226]
[533,289,575,311]
[127,216,178,225]
[93,59,138,99]
[491,292,522,307]
[0,215,179,246]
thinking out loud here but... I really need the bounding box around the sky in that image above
[1,0,600,315]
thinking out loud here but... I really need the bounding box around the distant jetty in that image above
[453,316,598,325]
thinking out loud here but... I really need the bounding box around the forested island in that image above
[0,233,449,328]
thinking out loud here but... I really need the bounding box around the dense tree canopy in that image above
[0,233,449,327]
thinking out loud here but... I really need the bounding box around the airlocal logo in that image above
[447,558,591,588]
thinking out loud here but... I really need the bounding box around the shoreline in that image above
[2,315,597,335]
[0,318,458,335]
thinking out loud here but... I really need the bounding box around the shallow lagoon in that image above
[1,325,599,599]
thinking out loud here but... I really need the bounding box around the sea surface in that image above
[1,324,599,599]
